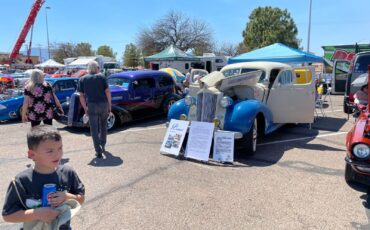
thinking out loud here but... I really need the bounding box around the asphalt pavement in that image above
[0,94,369,230]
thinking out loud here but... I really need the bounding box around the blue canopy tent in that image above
[228,43,323,64]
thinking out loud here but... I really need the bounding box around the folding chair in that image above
[315,94,325,118]
[315,86,325,119]
[322,87,333,111]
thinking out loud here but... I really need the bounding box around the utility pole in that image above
[307,0,312,53]
[45,6,51,59]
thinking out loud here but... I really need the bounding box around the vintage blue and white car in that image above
[0,78,79,121]
[168,62,316,157]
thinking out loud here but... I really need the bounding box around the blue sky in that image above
[2,0,370,60]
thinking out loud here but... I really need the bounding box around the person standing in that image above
[21,69,63,127]
[78,61,111,158]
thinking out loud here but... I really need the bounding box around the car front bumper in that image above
[345,156,370,174]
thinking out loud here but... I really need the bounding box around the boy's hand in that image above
[34,207,59,223]
[49,191,67,207]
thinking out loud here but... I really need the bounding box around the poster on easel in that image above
[185,121,214,161]
[213,131,234,163]
[160,119,189,156]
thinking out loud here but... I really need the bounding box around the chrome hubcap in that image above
[107,112,115,130]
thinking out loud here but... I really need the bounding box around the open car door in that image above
[267,69,316,124]
[332,60,350,94]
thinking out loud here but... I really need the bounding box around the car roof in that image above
[109,70,172,80]
[45,77,79,83]
[221,61,291,72]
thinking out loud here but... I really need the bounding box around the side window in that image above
[61,80,77,91]
[158,76,173,87]
[278,70,293,85]
[133,78,155,90]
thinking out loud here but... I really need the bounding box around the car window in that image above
[108,77,130,88]
[223,68,266,82]
[354,55,370,73]
[241,68,267,82]
[222,69,241,77]
[61,80,77,91]
[158,76,173,87]
[133,78,155,90]
[278,70,293,85]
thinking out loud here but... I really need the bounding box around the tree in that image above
[123,43,141,67]
[137,10,214,56]
[215,42,239,56]
[74,42,95,56]
[97,45,115,58]
[242,7,300,50]
[52,42,76,63]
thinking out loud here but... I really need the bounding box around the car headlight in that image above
[0,104,7,110]
[353,143,370,159]
[184,95,195,106]
[220,96,233,108]
[180,114,188,120]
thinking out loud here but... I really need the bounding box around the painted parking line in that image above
[257,131,347,146]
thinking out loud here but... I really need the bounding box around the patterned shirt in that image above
[24,82,55,121]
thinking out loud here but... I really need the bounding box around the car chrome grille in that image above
[196,92,217,122]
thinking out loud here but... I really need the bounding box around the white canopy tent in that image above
[35,59,65,68]
[66,57,97,69]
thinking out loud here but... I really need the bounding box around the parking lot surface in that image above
[0,94,369,230]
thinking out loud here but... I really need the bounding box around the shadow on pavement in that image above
[88,151,123,167]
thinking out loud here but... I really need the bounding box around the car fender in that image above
[224,99,273,134]
[168,98,189,120]
[112,104,132,123]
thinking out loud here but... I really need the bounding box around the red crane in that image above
[9,0,45,62]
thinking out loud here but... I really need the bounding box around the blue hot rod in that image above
[0,78,79,122]
[58,70,181,130]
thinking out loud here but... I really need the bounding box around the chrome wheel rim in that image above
[252,119,258,152]
[107,112,115,130]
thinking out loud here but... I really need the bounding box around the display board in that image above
[185,121,214,161]
[160,119,189,156]
[213,131,234,163]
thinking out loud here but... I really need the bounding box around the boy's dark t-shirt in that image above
[2,165,85,229]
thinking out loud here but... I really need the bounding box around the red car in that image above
[0,76,14,93]
[345,65,370,186]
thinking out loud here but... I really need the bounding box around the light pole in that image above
[307,0,312,53]
[45,6,51,60]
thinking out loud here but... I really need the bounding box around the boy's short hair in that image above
[27,125,62,150]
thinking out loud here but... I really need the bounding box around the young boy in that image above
[2,125,85,230]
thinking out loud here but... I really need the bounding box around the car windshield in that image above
[354,55,370,73]
[223,68,267,82]
[108,77,130,88]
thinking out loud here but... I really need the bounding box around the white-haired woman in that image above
[21,69,63,127]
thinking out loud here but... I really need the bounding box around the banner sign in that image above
[160,119,189,156]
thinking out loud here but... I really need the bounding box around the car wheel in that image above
[237,118,257,158]
[164,99,176,114]
[17,106,24,120]
[345,163,355,184]
[106,112,117,130]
